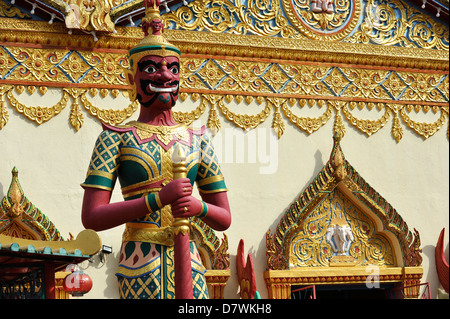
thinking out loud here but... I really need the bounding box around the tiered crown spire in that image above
[127,0,180,72]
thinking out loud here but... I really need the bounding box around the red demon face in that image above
[132,55,180,109]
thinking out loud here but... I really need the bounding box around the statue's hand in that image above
[171,196,202,218]
[158,178,192,206]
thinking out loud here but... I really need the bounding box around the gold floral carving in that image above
[217,95,272,131]
[400,105,448,139]
[0,45,130,87]
[0,18,448,141]
[80,90,139,128]
[289,188,395,268]
[282,100,333,134]
[164,0,448,50]
[266,133,424,273]
[0,1,30,19]
[1,83,448,141]
[1,85,138,130]
[164,0,300,38]
[280,0,361,41]
[342,103,391,136]
[348,0,449,50]
[6,86,69,125]
[46,0,116,32]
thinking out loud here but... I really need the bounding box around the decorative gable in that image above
[265,133,423,298]
[0,167,63,241]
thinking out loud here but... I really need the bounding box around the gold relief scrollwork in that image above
[65,88,85,131]
[80,90,139,127]
[289,192,330,267]
[173,93,208,126]
[163,0,448,49]
[289,189,395,268]
[6,86,70,125]
[399,105,448,139]
[217,94,271,131]
[239,0,299,37]
[348,0,449,50]
[64,0,115,32]
[281,99,333,134]
[342,102,391,136]
[0,85,12,129]
[281,0,361,41]
[164,0,236,33]
[164,0,301,38]
[0,1,30,19]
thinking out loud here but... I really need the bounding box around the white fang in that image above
[149,84,178,93]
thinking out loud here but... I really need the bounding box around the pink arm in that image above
[82,178,231,232]
[82,178,191,231]
[200,191,231,231]
[81,188,148,231]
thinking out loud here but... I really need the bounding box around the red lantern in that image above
[63,269,93,297]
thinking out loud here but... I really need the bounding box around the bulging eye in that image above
[144,66,157,74]
[170,66,179,75]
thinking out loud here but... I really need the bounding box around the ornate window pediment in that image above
[265,133,424,298]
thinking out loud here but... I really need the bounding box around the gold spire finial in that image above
[2,167,25,218]
[142,0,163,36]
[331,132,347,181]
[127,0,180,76]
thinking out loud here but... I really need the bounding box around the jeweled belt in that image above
[122,222,175,246]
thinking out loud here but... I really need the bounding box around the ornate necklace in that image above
[124,121,191,149]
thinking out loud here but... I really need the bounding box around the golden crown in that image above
[128,0,180,72]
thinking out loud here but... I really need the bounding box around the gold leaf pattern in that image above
[400,106,448,139]
[207,107,221,135]
[81,92,139,126]
[0,13,447,140]
[333,109,346,139]
[342,104,391,136]
[7,89,69,125]
[272,107,285,139]
[281,101,333,134]
[218,96,271,131]
[70,101,84,132]
[0,85,11,129]
[392,111,404,143]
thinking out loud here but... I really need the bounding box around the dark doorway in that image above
[292,284,395,299]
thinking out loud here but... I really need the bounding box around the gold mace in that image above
[171,144,193,299]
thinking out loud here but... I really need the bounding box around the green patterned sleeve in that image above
[81,130,121,191]
[196,132,228,194]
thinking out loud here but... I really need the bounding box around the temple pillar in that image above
[205,269,231,299]
[265,276,291,299]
